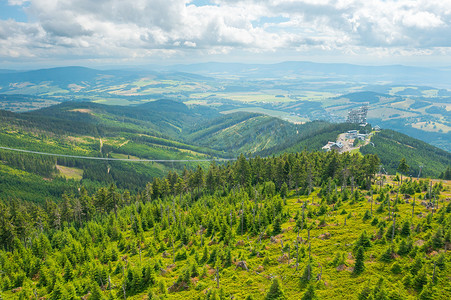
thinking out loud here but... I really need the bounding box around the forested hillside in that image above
[360,130,451,178]
[0,100,449,201]
[0,100,225,196]
[186,113,303,154]
[0,152,450,299]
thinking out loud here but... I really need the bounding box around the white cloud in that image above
[0,0,451,64]
[183,41,196,47]
[7,0,29,5]
[402,11,443,29]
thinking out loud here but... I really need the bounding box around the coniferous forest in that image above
[1,151,450,299]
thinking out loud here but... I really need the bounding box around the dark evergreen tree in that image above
[353,246,365,275]
[397,158,409,184]
[265,278,286,300]
[272,217,282,236]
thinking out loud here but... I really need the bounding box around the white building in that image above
[322,141,343,151]
[346,130,358,139]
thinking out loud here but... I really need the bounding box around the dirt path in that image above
[118,140,129,147]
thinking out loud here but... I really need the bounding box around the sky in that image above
[1,0,451,69]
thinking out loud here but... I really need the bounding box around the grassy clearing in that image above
[221,107,308,123]
[389,86,416,95]
[214,93,295,103]
[130,80,212,95]
[298,91,338,103]
[184,100,209,105]
[368,107,417,120]
[55,164,83,180]
[421,89,439,97]
[390,99,415,110]
[411,121,451,133]
[188,92,218,99]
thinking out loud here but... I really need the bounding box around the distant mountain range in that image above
[0,63,449,152]
[158,61,451,88]
[3,61,451,87]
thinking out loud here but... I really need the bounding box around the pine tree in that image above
[413,267,428,292]
[401,220,410,237]
[397,158,409,184]
[410,255,423,275]
[372,278,388,300]
[66,283,77,300]
[63,260,74,282]
[390,261,402,274]
[397,239,410,256]
[431,228,444,249]
[272,217,282,236]
[89,282,105,300]
[265,278,286,300]
[419,281,434,300]
[51,281,67,300]
[235,154,251,187]
[225,247,232,267]
[353,246,365,274]
[148,290,155,299]
[200,246,209,265]
[280,182,288,199]
[355,231,371,251]
[436,253,446,271]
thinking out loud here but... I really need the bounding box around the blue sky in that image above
[1,0,451,69]
[0,1,27,22]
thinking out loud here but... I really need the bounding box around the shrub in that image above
[371,217,379,226]
[391,262,402,274]
[379,246,393,263]
[362,210,371,221]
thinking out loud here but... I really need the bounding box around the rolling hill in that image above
[0,99,448,200]
[360,129,451,178]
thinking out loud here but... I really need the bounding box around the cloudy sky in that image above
[1,0,451,68]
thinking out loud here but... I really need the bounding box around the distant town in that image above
[322,104,380,153]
